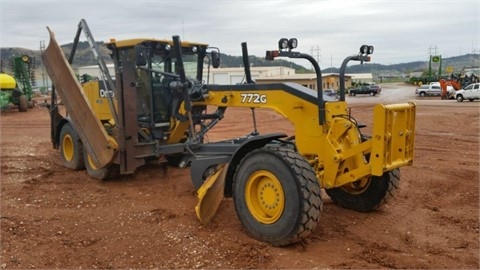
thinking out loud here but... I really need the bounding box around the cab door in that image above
[472,84,480,99]
[463,84,474,99]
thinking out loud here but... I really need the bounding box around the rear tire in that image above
[233,145,322,246]
[59,123,85,170]
[84,150,120,180]
[325,169,400,212]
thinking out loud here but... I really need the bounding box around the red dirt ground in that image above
[1,88,479,269]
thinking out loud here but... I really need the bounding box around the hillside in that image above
[324,54,479,75]
[0,41,307,72]
[1,42,478,76]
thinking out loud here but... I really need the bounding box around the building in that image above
[75,64,368,91]
[74,63,115,80]
[347,73,374,84]
[254,73,353,91]
[203,66,296,84]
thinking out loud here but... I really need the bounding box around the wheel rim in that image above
[245,170,285,224]
[86,154,98,170]
[340,176,372,194]
[62,134,74,162]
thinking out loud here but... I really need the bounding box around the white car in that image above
[455,83,480,102]
[415,84,441,96]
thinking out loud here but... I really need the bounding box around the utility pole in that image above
[428,45,440,80]
[39,40,48,92]
[310,46,321,70]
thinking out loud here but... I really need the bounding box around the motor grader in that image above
[42,19,415,246]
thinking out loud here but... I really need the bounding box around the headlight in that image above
[288,38,298,49]
[367,46,374,54]
[278,38,289,50]
[359,45,368,54]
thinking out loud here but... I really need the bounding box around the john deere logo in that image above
[432,56,441,62]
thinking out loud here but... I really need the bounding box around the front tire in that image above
[59,123,85,170]
[456,95,464,102]
[325,169,400,212]
[233,146,322,246]
[84,150,119,180]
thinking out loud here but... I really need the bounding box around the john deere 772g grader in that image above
[42,19,415,246]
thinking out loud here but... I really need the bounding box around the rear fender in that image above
[224,133,287,197]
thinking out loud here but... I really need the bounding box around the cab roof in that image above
[106,38,208,48]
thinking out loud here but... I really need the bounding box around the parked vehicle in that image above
[367,84,382,94]
[455,83,480,102]
[324,89,338,98]
[415,84,442,97]
[349,86,378,96]
[324,89,335,96]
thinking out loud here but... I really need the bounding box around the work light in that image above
[278,38,289,50]
[288,38,298,49]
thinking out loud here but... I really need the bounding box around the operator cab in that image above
[106,38,219,141]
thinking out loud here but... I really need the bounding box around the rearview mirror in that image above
[134,45,147,66]
[211,51,220,68]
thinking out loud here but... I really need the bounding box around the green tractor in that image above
[0,55,35,112]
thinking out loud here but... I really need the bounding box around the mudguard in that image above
[193,133,287,224]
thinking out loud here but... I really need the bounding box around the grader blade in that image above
[42,27,116,168]
[195,164,228,224]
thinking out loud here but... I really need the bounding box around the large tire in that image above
[18,95,28,112]
[233,145,322,246]
[59,123,85,170]
[84,150,120,180]
[325,169,400,212]
[165,154,185,167]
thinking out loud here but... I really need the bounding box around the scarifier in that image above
[42,19,416,246]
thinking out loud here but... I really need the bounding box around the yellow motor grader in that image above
[42,19,415,246]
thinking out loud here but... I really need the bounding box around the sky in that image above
[1,0,479,68]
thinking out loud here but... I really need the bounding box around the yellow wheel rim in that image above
[86,154,98,170]
[245,170,285,224]
[340,176,371,194]
[62,134,74,162]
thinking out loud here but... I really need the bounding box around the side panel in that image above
[42,27,115,168]
[82,81,115,121]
